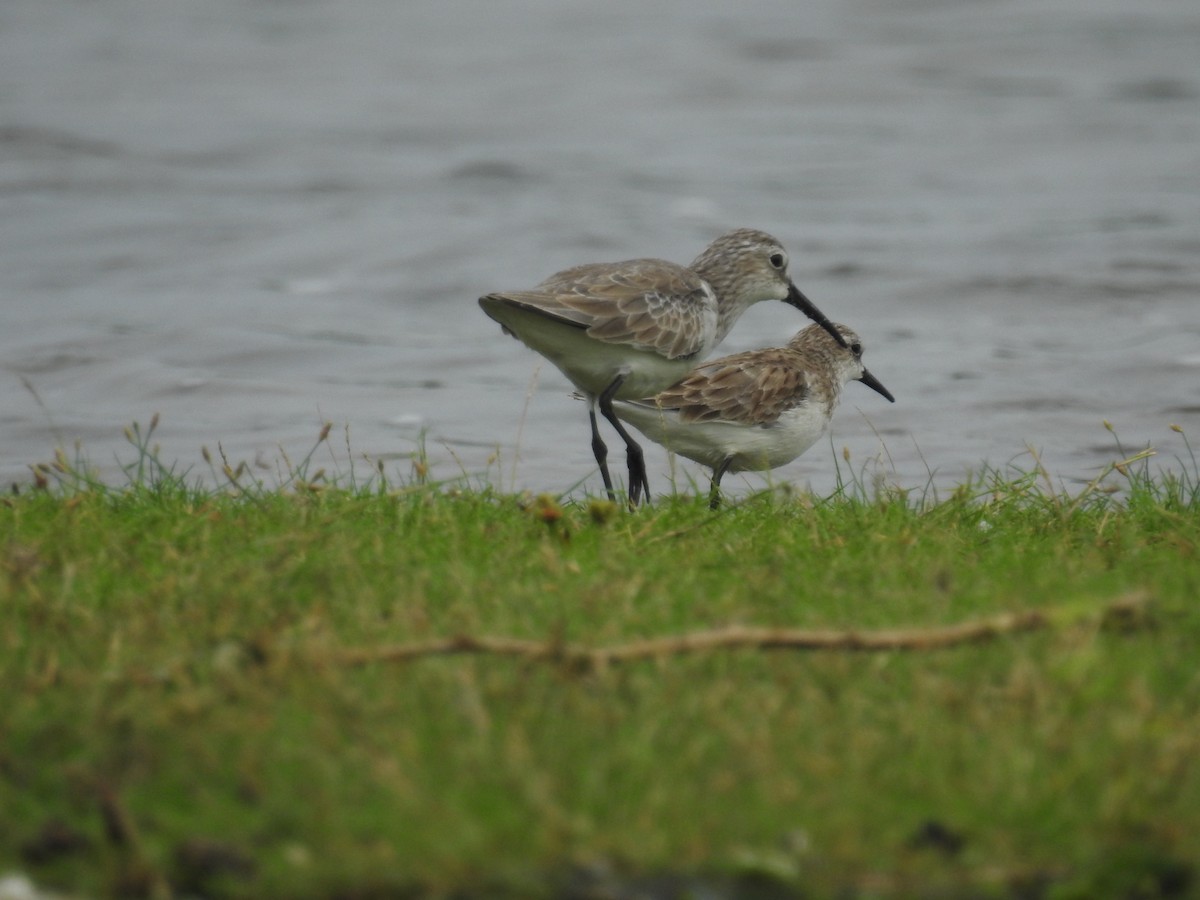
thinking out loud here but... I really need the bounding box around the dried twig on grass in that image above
[331,596,1149,671]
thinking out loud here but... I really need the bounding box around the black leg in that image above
[598,375,650,506]
[589,403,616,501]
[709,457,733,510]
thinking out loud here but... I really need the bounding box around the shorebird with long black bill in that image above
[479,228,846,505]
[614,322,894,509]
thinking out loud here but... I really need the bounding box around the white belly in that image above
[616,402,831,472]
[486,305,699,398]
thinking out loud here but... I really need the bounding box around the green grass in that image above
[3,420,1200,899]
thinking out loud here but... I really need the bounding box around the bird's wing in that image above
[482,259,715,359]
[645,348,811,426]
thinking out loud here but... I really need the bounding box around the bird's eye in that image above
[851,342,863,356]
[768,252,786,270]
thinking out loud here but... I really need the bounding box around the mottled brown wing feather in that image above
[491,259,714,359]
[651,348,811,426]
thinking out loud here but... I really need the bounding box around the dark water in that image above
[3,0,1199,498]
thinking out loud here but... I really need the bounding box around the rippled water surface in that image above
[3,0,1198,497]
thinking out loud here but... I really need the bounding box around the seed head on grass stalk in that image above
[534,493,564,525]
[273,421,336,493]
[410,430,431,485]
[588,498,619,525]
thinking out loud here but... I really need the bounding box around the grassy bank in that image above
[3,423,1199,898]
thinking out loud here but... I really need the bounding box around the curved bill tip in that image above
[859,367,895,403]
[785,283,848,348]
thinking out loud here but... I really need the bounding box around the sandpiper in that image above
[613,322,894,508]
[479,228,845,505]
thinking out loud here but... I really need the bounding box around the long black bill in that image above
[784,283,848,348]
[858,367,895,403]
